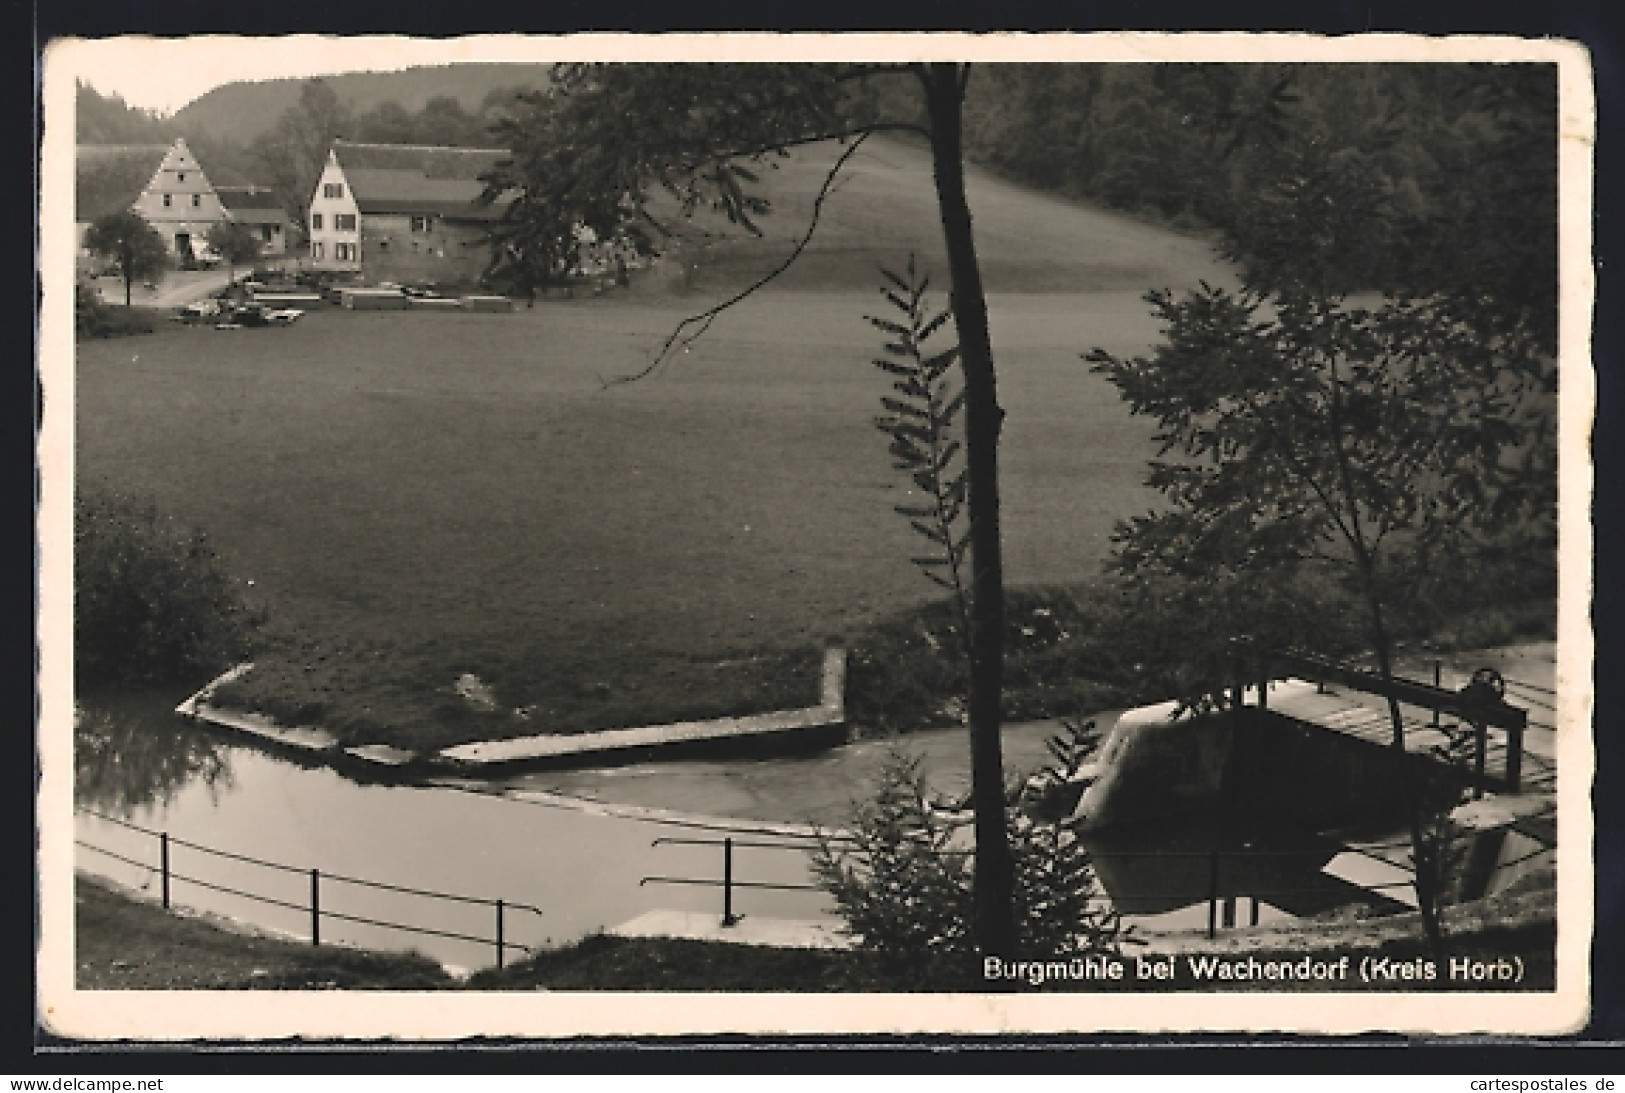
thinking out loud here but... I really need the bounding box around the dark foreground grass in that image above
[74,875,453,990]
[79,875,1555,993]
[469,923,1556,993]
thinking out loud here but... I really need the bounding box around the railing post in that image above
[1506,726,1524,793]
[722,837,738,926]
[495,899,505,969]
[1473,721,1488,800]
[1432,660,1442,727]
[159,832,171,910]
[1207,851,1219,940]
[310,868,321,947]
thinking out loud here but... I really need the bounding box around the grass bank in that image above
[78,875,1555,993]
[204,573,1553,754]
[74,875,453,990]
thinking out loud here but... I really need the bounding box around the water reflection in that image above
[1080,811,1410,924]
[75,692,234,816]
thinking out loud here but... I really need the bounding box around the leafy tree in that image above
[250,79,353,229]
[205,220,263,284]
[352,99,417,144]
[75,488,262,688]
[481,62,1025,954]
[83,210,170,306]
[351,95,500,147]
[1088,151,1554,953]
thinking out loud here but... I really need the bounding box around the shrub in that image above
[74,488,261,687]
[811,751,1127,988]
[74,283,155,339]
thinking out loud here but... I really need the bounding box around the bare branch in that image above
[705,121,930,169]
[603,131,877,389]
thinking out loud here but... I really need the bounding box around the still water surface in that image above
[74,693,1398,971]
[75,694,831,970]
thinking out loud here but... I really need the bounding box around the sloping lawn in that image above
[74,139,1230,750]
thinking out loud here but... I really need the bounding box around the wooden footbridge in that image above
[1262,649,1546,798]
[1232,647,1558,883]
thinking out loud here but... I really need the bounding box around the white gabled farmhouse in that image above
[127,137,226,262]
[306,141,512,285]
[75,137,291,263]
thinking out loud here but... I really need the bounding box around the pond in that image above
[74,693,833,972]
[74,693,1410,973]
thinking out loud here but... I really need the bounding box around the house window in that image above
[335,214,356,231]
[312,242,324,260]
[191,194,201,208]
[260,225,274,242]
[323,182,344,199]
[162,194,171,207]
[410,216,431,233]
[178,172,186,182]
[311,213,324,230]
[335,242,357,262]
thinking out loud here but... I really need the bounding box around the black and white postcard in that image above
[37,32,1595,1039]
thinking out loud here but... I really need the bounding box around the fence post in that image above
[310,868,321,947]
[1473,721,1488,799]
[495,899,505,969]
[722,837,737,926]
[159,832,170,910]
[1206,851,1219,940]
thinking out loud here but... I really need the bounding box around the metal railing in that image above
[638,832,1449,940]
[75,807,544,968]
[640,835,828,927]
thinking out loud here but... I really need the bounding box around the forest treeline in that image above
[878,63,1557,350]
[77,79,532,227]
[76,62,1557,345]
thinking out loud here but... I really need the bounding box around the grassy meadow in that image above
[74,138,1236,748]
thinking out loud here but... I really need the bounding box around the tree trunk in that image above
[1362,564,1447,962]
[921,63,1018,958]
[1331,352,1447,965]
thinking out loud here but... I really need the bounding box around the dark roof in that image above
[75,144,168,221]
[332,141,508,181]
[332,141,513,221]
[216,186,287,214]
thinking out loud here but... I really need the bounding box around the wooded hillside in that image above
[169,63,554,143]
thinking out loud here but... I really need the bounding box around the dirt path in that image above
[93,268,234,308]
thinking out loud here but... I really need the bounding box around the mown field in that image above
[74,138,1235,748]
